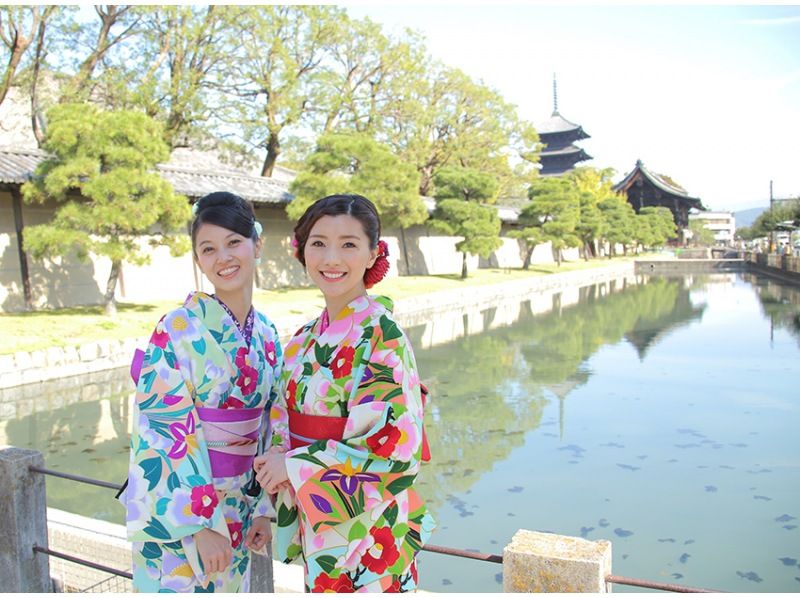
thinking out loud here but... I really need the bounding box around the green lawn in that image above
[1,258,632,354]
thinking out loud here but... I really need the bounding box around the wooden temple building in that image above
[613,160,706,237]
[537,77,592,176]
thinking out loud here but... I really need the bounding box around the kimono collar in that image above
[318,294,394,335]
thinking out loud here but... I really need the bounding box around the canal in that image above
[1,270,798,592]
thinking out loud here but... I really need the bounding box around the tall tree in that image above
[387,63,523,197]
[513,176,581,267]
[58,5,142,104]
[430,166,502,278]
[132,5,238,148]
[433,166,499,203]
[429,199,503,278]
[598,194,637,257]
[637,206,677,250]
[288,131,427,229]
[312,16,424,137]
[0,5,55,107]
[224,5,342,177]
[21,103,190,315]
[570,168,619,260]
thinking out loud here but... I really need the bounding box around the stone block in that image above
[14,351,33,370]
[30,350,47,369]
[503,529,611,593]
[79,342,100,362]
[46,347,65,368]
[0,354,16,374]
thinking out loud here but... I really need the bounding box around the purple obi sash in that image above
[196,406,263,478]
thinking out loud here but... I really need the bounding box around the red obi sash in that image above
[288,409,347,450]
[196,406,262,478]
[287,384,432,462]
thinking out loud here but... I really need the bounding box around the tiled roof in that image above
[0,147,49,184]
[614,159,706,210]
[0,146,293,204]
[158,165,292,204]
[536,112,589,138]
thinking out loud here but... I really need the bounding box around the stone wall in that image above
[1,190,581,313]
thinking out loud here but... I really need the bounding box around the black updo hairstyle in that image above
[293,194,380,267]
[191,191,259,255]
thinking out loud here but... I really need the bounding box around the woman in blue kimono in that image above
[120,191,282,591]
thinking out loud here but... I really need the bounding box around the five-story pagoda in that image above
[537,76,592,176]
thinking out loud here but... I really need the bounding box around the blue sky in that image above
[344,3,800,212]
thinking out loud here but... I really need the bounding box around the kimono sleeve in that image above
[284,317,426,534]
[124,315,226,544]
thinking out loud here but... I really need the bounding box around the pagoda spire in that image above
[552,73,559,115]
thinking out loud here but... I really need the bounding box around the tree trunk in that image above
[418,165,434,197]
[583,241,591,262]
[522,245,534,270]
[261,132,280,177]
[461,252,468,279]
[104,259,120,316]
[556,248,563,267]
[30,10,51,146]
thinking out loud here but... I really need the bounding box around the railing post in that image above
[0,447,51,591]
[503,529,612,593]
[249,545,275,592]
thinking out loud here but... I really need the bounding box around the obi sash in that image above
[196,406,262,478]
[288,409,347,450]
[287,384,432,462]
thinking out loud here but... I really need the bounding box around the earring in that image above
[255,257,262,265]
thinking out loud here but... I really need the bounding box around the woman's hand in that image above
[254,446,290,494]
[244,516,272,552]
[193,528,232,575]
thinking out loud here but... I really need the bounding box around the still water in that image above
[2,271,799,592]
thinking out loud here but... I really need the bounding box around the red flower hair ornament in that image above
[364,239,390,289]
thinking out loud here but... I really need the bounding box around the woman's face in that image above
[303,214,377,309]
[194,222,261,296]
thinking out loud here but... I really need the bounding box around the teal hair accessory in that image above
[254,221,263,236]
[191,202,200,216]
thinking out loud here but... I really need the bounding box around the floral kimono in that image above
[270,294,435,592]
[122,292,282,592]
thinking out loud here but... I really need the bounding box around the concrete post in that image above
[0,447,51,591]
[503,529,612,593]
[249,544,275,592]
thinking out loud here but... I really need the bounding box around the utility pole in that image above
[769,180,775,253]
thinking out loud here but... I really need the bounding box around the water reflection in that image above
[411,275,707,513]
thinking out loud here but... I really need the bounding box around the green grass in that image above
[1,258,632,354]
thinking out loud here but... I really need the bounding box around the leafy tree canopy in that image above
[430,198,502,278]
[21,103,191,314]
[288,131,427,229]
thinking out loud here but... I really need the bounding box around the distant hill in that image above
[734,207,767,228]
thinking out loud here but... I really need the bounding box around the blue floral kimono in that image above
[121,292,282,592]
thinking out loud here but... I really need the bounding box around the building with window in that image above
[688,211,736,245]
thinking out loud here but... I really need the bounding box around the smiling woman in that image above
[254,194,435,593]
[119,191,284,592]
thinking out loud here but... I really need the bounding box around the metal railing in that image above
[30,465,724,593]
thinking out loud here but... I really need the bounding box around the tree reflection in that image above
[415,276,705,513]
[744,272,800,345]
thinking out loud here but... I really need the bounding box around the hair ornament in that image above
[191,202,200,216]
[254,221,263,237]
[364,239,390,289]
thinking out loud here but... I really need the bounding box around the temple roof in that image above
[614,159,706,210]
[539,144,593,160]
[537,111,589,139]
[0,146,293,205]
